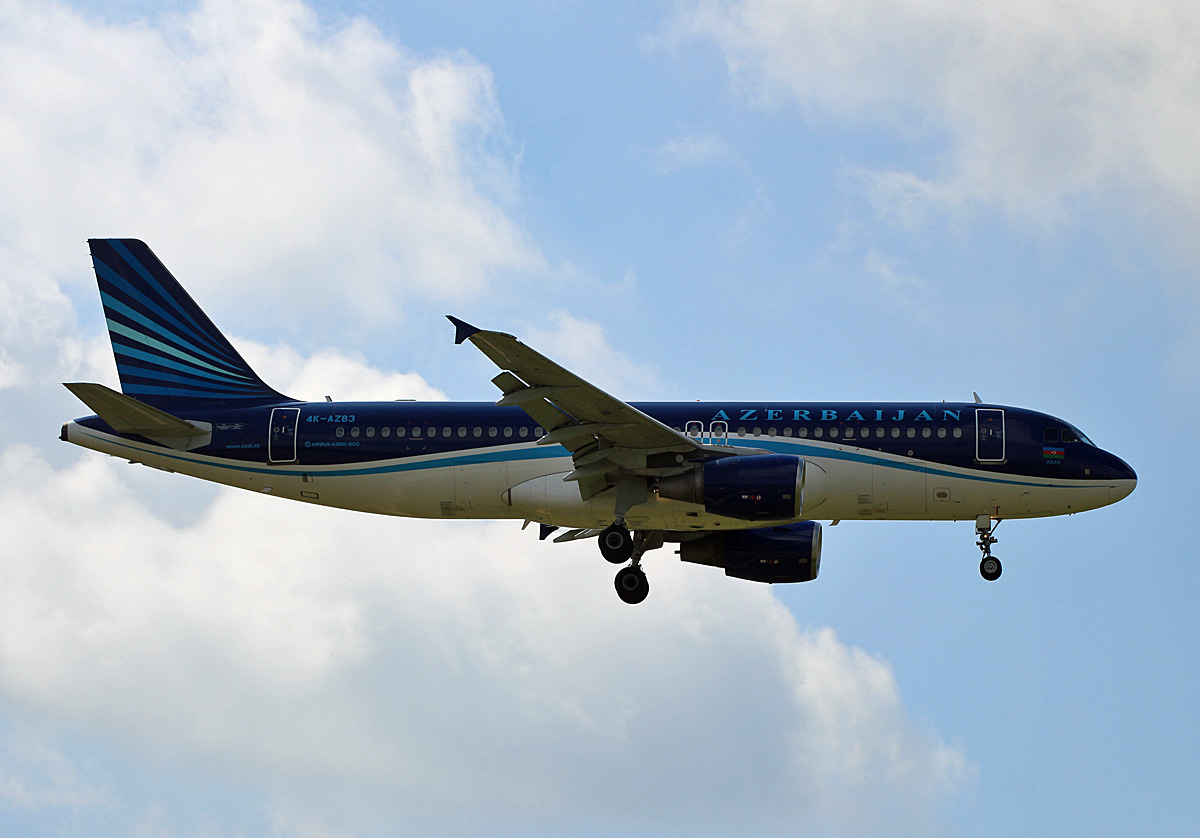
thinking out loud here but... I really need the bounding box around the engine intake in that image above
[658,453,804,521]
[679,521,822,584]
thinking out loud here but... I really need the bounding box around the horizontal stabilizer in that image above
[64,382,211,448]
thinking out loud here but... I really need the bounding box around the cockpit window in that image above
[1047,424,1093,445]
[1065,424,1094,445]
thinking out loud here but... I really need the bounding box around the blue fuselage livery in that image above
[62,240,1137,604]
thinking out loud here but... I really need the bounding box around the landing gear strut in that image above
[976,514,1002,581]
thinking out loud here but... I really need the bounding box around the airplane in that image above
[61,239,1137,604]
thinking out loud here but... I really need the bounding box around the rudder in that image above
[88,238,291,408]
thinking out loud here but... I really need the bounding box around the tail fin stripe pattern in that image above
[104,318,255,380]
[89,238,290,408]
[111,342,259,387]
[108,240,223,348]
[95,260,229,360]
[100,291,250,375]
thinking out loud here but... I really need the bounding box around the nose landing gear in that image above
[976,514,1002,581]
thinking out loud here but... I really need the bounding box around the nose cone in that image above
[1105,453,1137,504]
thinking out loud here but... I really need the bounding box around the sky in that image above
[0,0,1195,835]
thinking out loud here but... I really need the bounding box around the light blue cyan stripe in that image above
[112,343,260,387]
[107,320,255,380]
[102,292,250,377]
[96,254,228,358]
[109,240,220,347]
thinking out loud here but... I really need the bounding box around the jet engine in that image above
[657,453,804,521]
[678,521,823,583]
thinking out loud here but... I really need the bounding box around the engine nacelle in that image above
[658,454,804,521]
[679,521,822,584]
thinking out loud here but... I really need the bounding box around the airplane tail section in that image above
[87,239,291,408]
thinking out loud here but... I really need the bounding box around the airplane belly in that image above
[872,463,927,516]
[454,462,512,517]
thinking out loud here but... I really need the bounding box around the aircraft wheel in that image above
[980,556,1002,582]
[599,523,634,564]
[615,566,649,605]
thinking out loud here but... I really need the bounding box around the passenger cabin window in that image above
[397,427,405,437]
[382,427,390,438]
[350,427,360,438]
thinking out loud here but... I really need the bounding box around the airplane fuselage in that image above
[64,399,1137,531]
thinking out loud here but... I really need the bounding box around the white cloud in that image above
[523,311,665,399]
[239,339,446,402]
[0,739,110,813]
[0,0,541,329]
[0,444,972,833]
[674,0,1200,220]
[656,129,733,173]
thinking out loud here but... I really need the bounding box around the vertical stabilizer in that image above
[88,239,291,408]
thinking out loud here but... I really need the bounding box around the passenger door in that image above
[268,407,300,463]
[975,409,1005,463]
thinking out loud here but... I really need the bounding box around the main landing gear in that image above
[976,514,1002,581]
[600,522,661,605]
[615,565,649,605]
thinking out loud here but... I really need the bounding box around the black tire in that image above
[615,566,649,605]
[599,523,634,564]
[980,556,1002,581]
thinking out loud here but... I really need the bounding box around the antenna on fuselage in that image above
[973,392,983,404]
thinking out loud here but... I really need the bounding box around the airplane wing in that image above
[448,317,703,500]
